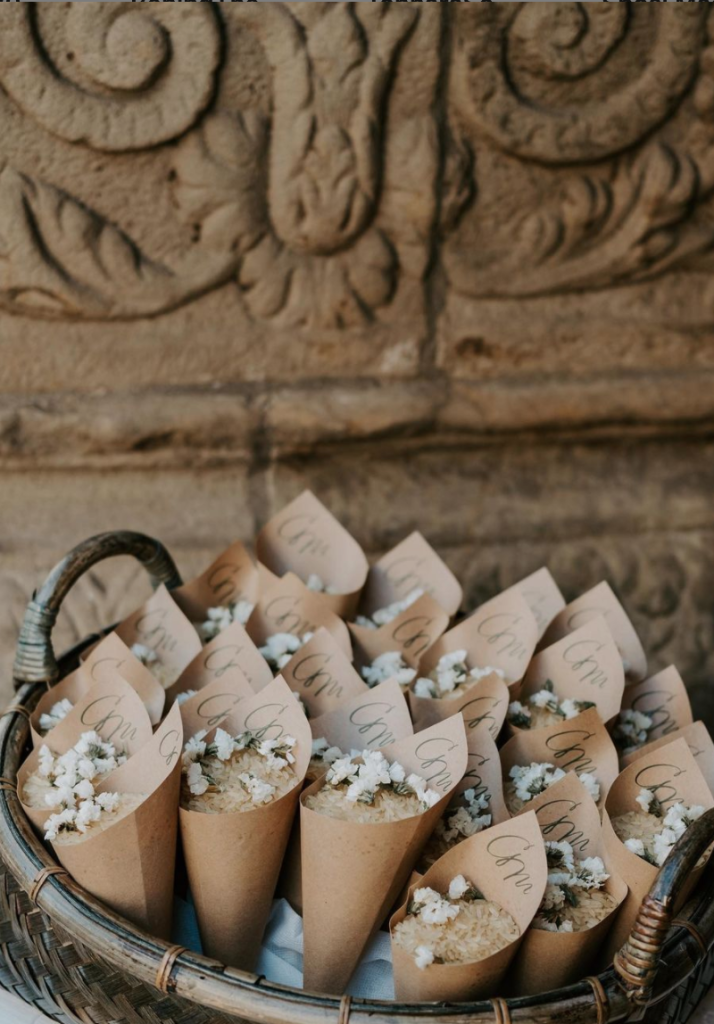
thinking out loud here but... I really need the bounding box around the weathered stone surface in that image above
[3,2,714,738]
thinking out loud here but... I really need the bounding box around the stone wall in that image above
[3,3,714,715]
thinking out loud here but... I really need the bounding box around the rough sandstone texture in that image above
[3,4,714,719]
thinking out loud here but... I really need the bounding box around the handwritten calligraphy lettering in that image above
[291,652,344,700]
[413,736,457,792]
[348,701,399,748]
[195,692,244,729]
[206,561,244,604]
[534,797,589,852]
[159,729,180,768]
[562,637,609,689]
[458,694,503,737]
[133,608,178,656]
[545,728,596,773]
[264,596,318,637]
[485,834,534,892]
[80,694,139,746]
[244,701,290,741]
[631,688,676,736]
[391,614,436,659]
[476,613,529,662]
[277,514,330,559]
[634,762,685,807]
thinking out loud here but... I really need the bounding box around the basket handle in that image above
[613,805,714,1005]
[13,530,182,688]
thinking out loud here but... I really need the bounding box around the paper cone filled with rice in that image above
[407,589,536,732]
[358,531,463,622]
[279,627,367,719]
[615,666,693,764]
[602,736,714,960]
[164,619,272,708]
[390,812,546,1001]
[350,592,449,688]
[501,568,565,643]
[178,675,311,970]
[506,616,624,735]
[77,631,167,726]
[19,691,183,940]
[500,706,619,815]
[172,541,260,638]
[509,773,627,994]
[301,714,468,994]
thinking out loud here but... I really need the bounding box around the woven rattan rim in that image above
[490,997,511,1024]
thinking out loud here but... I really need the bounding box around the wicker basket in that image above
[0,531,713,1024]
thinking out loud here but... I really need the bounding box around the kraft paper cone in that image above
[247,572,352,658]
[509,773,628,995]
[602,736,714,961]
[81,632,166,725]
[409,670,510,738]
[179,676,311,970]
[172,542,260,622]
[310,679,414,754]
[503,567,565,642]
[501,707,620,812]
[55,705,183,941]
[419,589,539,693]
[390,813,547,1002]
[256,490,368,619]
[459,722,509,824]
[618,666,693,756]
[350,593,450,671]
[165,620,272,705]
[30,665,93,748]
[280,627,367,718]
[621,721,714,792]
[281,679,413,913]
[518,616,625,726]
[115,584,203,684]
[19,675,155,834]
[359,531,462,618]
[176,673,255,734]
[301,714,468,994]
[540,582,647,683]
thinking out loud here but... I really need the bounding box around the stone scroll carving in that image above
[0,3,713,326]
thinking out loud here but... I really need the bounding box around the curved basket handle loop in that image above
[13,530,182,688]
[614,806,714,1005]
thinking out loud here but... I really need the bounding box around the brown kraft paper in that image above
[22,706,183,941]
[619,666,693,753]
[176,673,256,734]
[256,490,368,619]
[409,670,510,739]
[518,616,625,726]
[171,542,260,622]
[247,572,352,657]
[114,584,203,683]
[459,722,509,825]
[602,736,714,961]
[502,567,565,642]
[301,714,468,994]
[166,620,273,705]
[280,627,367,718]
[509,773,628,995]
[359,531,463,619]
[621,721,714,790]
[179,676,312,971]
[540,581,647,683]
[500,707,620,812]
[390,813,547,1001]
[418,589,539,695]
[30,665,93,749]
[350,593,450,671]
[80,632,166,726]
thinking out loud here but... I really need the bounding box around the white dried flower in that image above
[131,643,158,665]
[355,588,425,630]
[578,772,601,803]
[509,762,566,804]
[414,945,435,970]
[324,750,439,810]
[624,837,645,857]
[39,699,74,734]
[197,600,255,641]
[414,677,438,699]
[175,689,197,707]
[361,651,416,689]
[238,772,276,805]
[448,874,470,900]
[636,788,654,813]
[614,708,654,752]
[260,632,312,671]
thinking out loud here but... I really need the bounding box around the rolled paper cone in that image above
[166,619,273,705]
[418,589,539,697]
[390,813,547,1002]
[30,665,93,748]
[408,672,509,737]
[459,722,509,825]
[621,721,714,792]
[19,675,156,835]
[56,705,184,941]
[177,672,255,734]
[518,616,625,725]
[540,581,647,683]
[301,714,468,994]
[309,679,414,753]
[508,774,628,995]
[171,542,260,622]
[359,531,463,619]
[81,632,166,726]
[256,490,369,619]
[247,572,352,657]
[280,627,367,718]
[279,679,413,913]
[502,567,565,643]
[601,736,714,962]
[350,594,450,671]
[618,666,694,757]
[179,677,312,970]
[114,583,203,683]
[500,707,620,812]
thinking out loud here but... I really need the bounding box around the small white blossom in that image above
[578,773,601,803]
[39,699,74,734]
[636,788,654,813]
[624,838,645,857]
[213,728,235,762]
[175,689,197,707]
[260,632,311,671]
[414,945,435,970]
[614,708,654,751]
[131,643,158,665]
[509,762,566,804]
[239,772,276,805]
[197,600,255,641]
[361,651,416,689]
[356,588,425,630]
[448,874,470,900]
[325,751,439,810]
